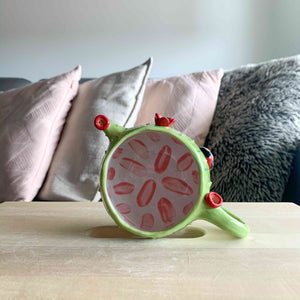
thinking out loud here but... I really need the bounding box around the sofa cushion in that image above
[0,66,81,201]
[38,59,152,202]
[282,143,300,205]
[0,78,32,91]
[135,69,224,146]
[205,55,300,202]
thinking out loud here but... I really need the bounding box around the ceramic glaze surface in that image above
[106,131,200,232]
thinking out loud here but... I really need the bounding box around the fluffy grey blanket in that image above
[205,55,300,202]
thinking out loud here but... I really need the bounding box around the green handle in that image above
[200,206,249,238]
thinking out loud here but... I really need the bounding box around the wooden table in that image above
[1,202,300,300]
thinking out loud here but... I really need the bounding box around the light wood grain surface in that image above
[1,202,300,300]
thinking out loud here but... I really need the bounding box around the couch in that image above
[0,56,299,205]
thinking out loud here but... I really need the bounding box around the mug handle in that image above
[200,193,250,238]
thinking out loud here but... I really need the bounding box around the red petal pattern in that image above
[137,179,156,207]
[183,201,194,215]
[161,177,193,196]
[154,145,171,174]
[113,182,135,195]
[157,198,176,223]
[177,153,193,171]
[112,147,123,159]
[116,203,131,214]
[146,131,160,142]
[119,158,147,177]
[140,213,154,230]
[128,139,149,160]
[107,167,115,180]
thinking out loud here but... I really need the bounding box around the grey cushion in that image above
[282,144,300,205]
[205,55,300,202]
[0,78,31,91]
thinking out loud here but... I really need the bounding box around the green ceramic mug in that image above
[94,114,249,239]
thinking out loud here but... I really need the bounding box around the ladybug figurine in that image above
[199,147,214,171]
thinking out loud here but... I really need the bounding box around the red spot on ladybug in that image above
[155,113,175,127]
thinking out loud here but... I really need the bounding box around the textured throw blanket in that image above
[206,55,300,202]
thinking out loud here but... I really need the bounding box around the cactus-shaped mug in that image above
[94,114,249,239]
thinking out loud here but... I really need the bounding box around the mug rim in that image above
[100,125,211,238]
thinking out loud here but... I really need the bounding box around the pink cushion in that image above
[0,66,81,201]
[135,69,224,146]
[38,59,152,202]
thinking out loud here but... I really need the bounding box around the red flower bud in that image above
[154,113,176,127]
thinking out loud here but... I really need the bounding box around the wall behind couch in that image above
[1,0,300,81]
